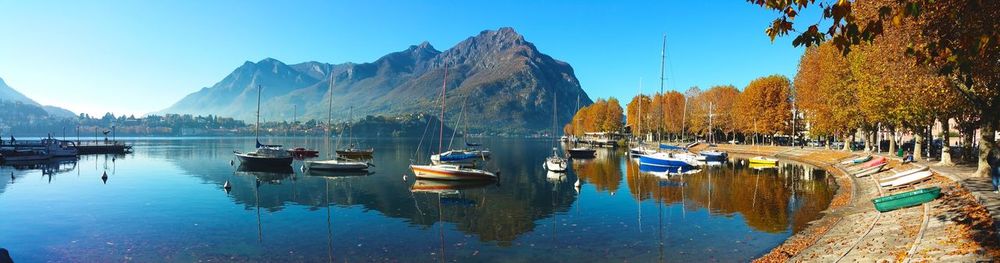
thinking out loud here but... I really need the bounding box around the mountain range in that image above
[0,77,76,118]
[161,27,592,133]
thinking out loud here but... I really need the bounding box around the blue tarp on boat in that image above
[659,144,686,150]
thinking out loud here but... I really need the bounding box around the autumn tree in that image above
[565,98,624,136]
[750,0,1000,176]
[735,75,792,145]
[625,94,653,139]
[688,85,740,143]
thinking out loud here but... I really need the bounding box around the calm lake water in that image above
[0,137,835,262]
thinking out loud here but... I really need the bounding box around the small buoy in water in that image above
[112,157,116,162]
[101,171,108,184]
[224,180,232,190]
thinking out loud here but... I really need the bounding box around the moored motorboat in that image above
[304,158,370,172]
[749,156,779,165]
[699,150,727,162]
[410,164,496,181]
[0,149,50,162]
[41,138,78,157]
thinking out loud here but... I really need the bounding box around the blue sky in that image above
[0,0,818,117]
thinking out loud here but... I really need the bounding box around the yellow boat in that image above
[749,156,778,165]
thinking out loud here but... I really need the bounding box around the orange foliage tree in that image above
[735,75,792,145]
[688,85,740,142]
[565,98,624,136]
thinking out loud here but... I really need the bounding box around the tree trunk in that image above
[842,135,851,151]
[939,118,954,166]
[888,129,897,156]
[974,124,996,178]
[864,130,872,153]
[914,130,924,162]
[963,128,975,162]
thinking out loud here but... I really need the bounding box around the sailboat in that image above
[637,34,699,173]
[305,77,371,172]
[234,85,294,167]
[335,106,375,158]
[431,94,485,166]
[544,91,568,172]
[411,65,496,181]
[566,94,597,159]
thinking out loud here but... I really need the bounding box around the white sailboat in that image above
[411,65,496,181]
[544,90,568,172]
[305,77,371,172]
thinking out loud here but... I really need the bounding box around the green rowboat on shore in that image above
[871,187,941,212]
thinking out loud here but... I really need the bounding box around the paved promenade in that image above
[701,144,999,262]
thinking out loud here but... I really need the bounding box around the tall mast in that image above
[327,75,334,157]
[348,106,354,145]
[439,66,448,154]
[638,78,643,141]
[658,34,666,145]
[553,90,558,151]
[256,85,261,143]
[708,102,713,144]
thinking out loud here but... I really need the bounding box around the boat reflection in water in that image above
[410,179,494,194]
[235,164,293,184]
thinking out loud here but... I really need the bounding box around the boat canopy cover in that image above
[659,144,686,150]
[256,140,282,148]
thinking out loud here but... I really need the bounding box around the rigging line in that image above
[415,112,433,160]
[447,95,470,150]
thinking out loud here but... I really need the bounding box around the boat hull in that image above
[235,153,293,167]
[410,165,496,181]
[872,187,941,212]
[305,160,368,171]
[749,157,778,165]
[699,151,727,162]
[544,157,568,172]
[638,153,697,172]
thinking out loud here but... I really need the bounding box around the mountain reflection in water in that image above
[0,138,834,262]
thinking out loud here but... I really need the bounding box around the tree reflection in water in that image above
[622,155,836,234]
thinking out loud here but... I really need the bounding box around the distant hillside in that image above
[0,77,39,105]
[161,27,592,133]
[0,76,75,118]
